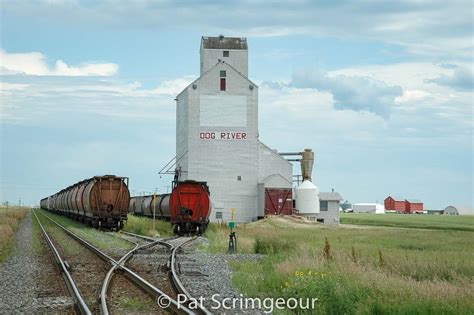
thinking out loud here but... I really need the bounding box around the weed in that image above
[378,250,385,267]
[323,237,331,260]
[351,245,357,263]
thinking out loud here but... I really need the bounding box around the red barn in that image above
[384,196,406,212]
[405,199,423,213]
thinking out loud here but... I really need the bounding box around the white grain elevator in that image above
[175,35,292,222]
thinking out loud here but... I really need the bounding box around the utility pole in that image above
[6,201,9,216]
[19,197,21,210]
[153,188,158,236]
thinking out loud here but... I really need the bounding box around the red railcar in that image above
[129,180,211,235]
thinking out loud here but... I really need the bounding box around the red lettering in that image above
[201,132,247,140]
[200,132,215,139]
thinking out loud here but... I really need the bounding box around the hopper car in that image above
[40,175,130,229]
[129,180,211,234]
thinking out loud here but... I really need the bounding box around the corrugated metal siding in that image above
[257,141,292,188]
[200,46,248,77]
[176,62,258,223]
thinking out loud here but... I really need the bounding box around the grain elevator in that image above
[175,35,292,222]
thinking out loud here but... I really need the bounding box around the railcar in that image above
[40,175,130,229]
[129,180,211,234]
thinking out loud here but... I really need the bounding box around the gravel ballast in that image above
[0,211,74,313]
[178,238,264,314]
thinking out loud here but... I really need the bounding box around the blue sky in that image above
[1,0,472,209]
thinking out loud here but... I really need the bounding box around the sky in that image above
[0,0,472,209]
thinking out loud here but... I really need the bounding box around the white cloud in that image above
[3,1,472,59]
[395,90,430,104]
[0,75,197,123]
[0,49,118,76]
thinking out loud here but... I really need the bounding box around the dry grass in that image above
[0,207,29,262]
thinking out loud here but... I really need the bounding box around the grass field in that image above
[203,215,474,314]
[340,213,474,231]
[0,206,29,262]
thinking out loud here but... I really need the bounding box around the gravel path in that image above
[179,238,264,314]
[0,211,74,313]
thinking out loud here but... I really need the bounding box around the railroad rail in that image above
[122,231,212,315]
[32,210,91,315]
[34,210,194,315]
[169,237,213,315]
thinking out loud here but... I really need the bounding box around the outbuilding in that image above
[384,196,405,212]
[353,203,385,214]
[405,199,424,213]
[315,192,342,225]
[444,206,474,215]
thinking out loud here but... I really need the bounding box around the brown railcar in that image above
[40,175,129,229]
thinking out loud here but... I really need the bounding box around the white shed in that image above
[353,203,385,214]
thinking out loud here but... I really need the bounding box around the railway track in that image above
[122,231,212,315]
[33,210,96,315]
[34,210,195,314]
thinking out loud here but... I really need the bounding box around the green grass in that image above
[35,209,133,253]
[118,297,146,310]
[204,216,474,314]
[123,214,173,237]
[340,213,474,231]
[31,211,43,254]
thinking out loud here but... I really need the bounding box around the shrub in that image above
[253,238,295,254]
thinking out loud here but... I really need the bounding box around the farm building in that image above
[315,192,342,225]
[426,209,444,215]
[443,206,474,215]
[384,196,405,212]
[405,199,424,213]
[353,203,385,214]
[384,196,424,213]
[175,36,292,223]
